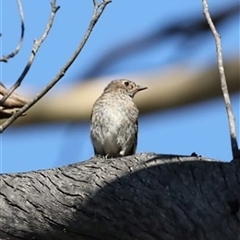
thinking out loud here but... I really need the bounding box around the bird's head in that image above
[104,79,147,98]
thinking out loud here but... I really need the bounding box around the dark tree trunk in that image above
[0,153,239,240]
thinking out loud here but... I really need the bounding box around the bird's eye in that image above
[124,81,129,87]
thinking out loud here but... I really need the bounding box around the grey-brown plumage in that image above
[90,79,147,158]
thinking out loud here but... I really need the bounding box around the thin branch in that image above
[202,0,239,160]
[0,0,111,133]
[0,0,60,107]
[0,0,25,62]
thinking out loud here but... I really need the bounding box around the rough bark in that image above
[0,153,239,240]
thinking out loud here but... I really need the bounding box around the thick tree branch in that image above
[0,154,239,240]
[7,58,239,126]
[202,0,239,160]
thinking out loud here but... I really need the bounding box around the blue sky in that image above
[1,0,239,173]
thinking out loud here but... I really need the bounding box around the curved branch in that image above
[0,0,111,133]
[0,154,239,239]
[0,0,60,109]
[0,0,25,63]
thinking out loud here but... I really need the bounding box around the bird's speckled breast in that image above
[90,91,138,146]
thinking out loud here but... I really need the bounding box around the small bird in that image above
[90,79,147,158]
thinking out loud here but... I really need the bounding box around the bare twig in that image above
[0,0,60,108]
[0,0,111,133]
[0,0,25,63]
[202,0,239,159]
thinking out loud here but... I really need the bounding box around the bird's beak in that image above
[136,85,148,92]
